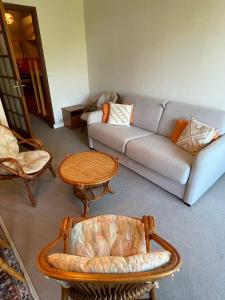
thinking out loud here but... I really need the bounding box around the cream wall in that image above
[5,0,89,127]
[84,0,225,110]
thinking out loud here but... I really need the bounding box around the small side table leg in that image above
[83,198,89,217]
[108,186,114,194]
[77,185,90,217]
[107,181,114,194]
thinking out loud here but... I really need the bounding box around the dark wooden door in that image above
[0,0,32,137]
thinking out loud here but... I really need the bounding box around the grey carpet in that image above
[0,115,225,300]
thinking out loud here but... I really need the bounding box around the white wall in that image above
[84,0,225,110]
[5,0,89,126]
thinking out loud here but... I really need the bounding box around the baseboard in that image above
[53,121,64,129]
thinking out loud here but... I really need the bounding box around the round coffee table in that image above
[59,151,119,217]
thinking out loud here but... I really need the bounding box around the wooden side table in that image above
[58,151,119,216]
[62,104,84,129]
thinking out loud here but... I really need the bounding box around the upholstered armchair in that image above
[37,215,181,300]
[0,125,56,207]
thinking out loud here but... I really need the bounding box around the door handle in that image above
[13,81,24,97]
[13,84,26,88]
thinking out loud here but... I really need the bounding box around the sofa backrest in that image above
[123,96,166,132]
[158,101,225,137]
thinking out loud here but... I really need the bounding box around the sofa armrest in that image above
[85,110,103,126]
[184,134,225,205]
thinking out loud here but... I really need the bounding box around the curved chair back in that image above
[37,215,181,300]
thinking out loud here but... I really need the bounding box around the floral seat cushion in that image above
[48,215,171,274]
[0,126,50,175]
[0,126,19,158]
[69,215,147,257]
[16,150,51,174]
[48,251,171,274]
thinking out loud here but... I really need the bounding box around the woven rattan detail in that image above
[68,282,153,300]
[59,152,118,185]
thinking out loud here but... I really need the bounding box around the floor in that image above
[1,116,225,300]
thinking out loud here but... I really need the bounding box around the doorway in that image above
[3,3,54,128]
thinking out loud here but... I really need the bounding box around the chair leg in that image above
[149,286,157,300]
[24,179,37,207]
[61,287,69,300]
[48,164,56,177]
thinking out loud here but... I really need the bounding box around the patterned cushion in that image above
[69,215,146,257]
[107,103,133,126]
[0,150,50,175]
[176,119,218,154]
[16,150,51,174]
[0,126,19,158]
[48,251,171,274]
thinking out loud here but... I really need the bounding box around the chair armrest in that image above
[0,158,25,177]
[18,138,45,150]
[37,216,181,283]
[184,134,225,205]
[86,110,103,126]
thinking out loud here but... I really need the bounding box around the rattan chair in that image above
[0,125,56,207]
[37,215,181,300]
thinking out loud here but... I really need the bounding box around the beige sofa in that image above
[86,97,225,206]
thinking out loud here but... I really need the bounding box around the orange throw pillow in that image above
[171,119,220,144]
[102,103,134,124]
[171,119,188,143]
[102,103,110,123]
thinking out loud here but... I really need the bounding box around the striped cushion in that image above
[107,103,133,126]
[176,118,218,154]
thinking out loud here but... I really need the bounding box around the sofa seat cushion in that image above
[88,123,152,153]
[126,135,193,184]
[48,251,171,274]
[69,215,146,257]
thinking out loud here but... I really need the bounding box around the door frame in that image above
[3,2,55,127]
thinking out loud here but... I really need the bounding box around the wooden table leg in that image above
[75,185,90,217]
[83,198,89,217]
[108,186,114,194]
[73,182,115,217]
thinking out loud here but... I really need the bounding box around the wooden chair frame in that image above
[0,125,56,207]
[37,215,182,300]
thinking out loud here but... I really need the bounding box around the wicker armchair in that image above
[0,125,56,207]
[37,215,181,300]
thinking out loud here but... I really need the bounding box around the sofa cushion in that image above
[107,103,133,126]
[88,123,152,153]
[158,101,225,137]
[176,119,218,154]
[126,135,193,184]
[123,97,166,132]
[48,251,171,274]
